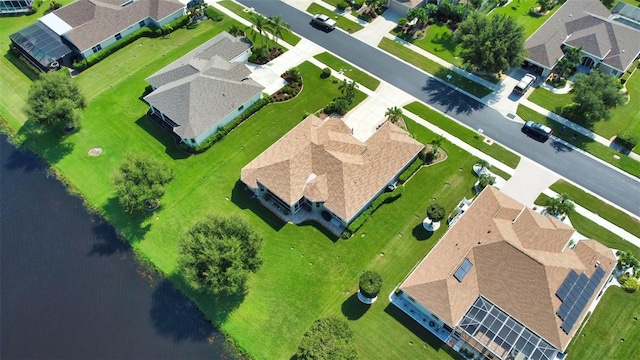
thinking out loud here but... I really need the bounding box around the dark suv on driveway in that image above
[522,121,553,141]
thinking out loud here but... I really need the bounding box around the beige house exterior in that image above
[395,187,616,360]
[241,115,424,230]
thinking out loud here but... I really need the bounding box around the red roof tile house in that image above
[394,187,616,360]
[241,115,424,234]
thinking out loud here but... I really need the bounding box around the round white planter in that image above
[357,290,377,304]
[423,217,440,232]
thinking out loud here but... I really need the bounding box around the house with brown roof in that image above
[525,0,640,79]
[241,115,424,231]
[37,0,186,59]
[144,32,264,147]
[394,187,616,360]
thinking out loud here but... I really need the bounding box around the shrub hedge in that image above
[615,130,639,150]
[185,97,270,153]
[398,157,423,184]
[342,185,404,238]
[73,15,190,71]
[205,6,223,22]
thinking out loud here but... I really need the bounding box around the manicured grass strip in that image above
[535,193,640,255]
[566,287,640,360]
[218,0,301,45]
[379,38,492,98]
[528,87,572,114]
[306,3,364,33]
[314,52,380,90]
[549,180,640,239]
[491,0,563,39]
[405,101,520,169]
[517,105,640,178]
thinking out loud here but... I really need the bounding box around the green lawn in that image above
[517,105,640,178]
[411,24,462,67]
[314,52,380,90]
[379,38,493,98]
[549,180,640,239]
[527,69,640,147]
[405,101,520,169]
[490,0,563,38]
[306,2,364,33]
[0,10,475,356]
[218,0,301,45]
[566,287,640,360]
[0,0,75,132]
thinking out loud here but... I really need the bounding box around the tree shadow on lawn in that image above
[88,213,132,256]
[384,304,465,360]
[341,292,370,320]
[422,76,485,116]
[134,114,190,161]
[16,119,75,165]
[412,222,434,241]
[150,277,220,343]
[231,180,285,232]
[100,196,153,245]
[430,28,457,55]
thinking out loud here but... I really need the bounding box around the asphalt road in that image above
[238,0,640,217]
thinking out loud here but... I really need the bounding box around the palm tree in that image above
[385,106,403,124]
[338,79,358,101]
[268,15,290,49]
[249,13,268,51]
[553,58,575,78]
[545,193,575,217]
[564,46,583,66]
[407,7,428,29]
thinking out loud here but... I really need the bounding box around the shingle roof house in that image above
[241,115,424,228]
[396,187,616,360]
[39,0,185,58]
[525,0,640,78]
[144,32,264,147]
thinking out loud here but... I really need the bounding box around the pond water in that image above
[0,134,235,359]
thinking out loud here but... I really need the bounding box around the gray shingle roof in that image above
[525,0,640,72]
[52,0,185,51]
[143,32,264,139]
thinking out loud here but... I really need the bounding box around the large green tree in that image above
[570,71,625,122]
[24,71,86,128]
[113,153,174,213]
[296,317,358,360]
[178,214,263,296]
[455,12,526,75]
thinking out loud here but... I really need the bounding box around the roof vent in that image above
[121,0,133,6]
[595,260,601,268]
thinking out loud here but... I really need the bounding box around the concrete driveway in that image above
[501,157,561,206]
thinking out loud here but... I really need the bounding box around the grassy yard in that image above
[405,101,520,169]
[566,287,640,360]
[379,38,493,98]
[410,24,462,68]
[0,10,475,356]
[307,2,364,33]
[549,180,640,239]
[527,70,640,146]
[517,105,640,178]
[217,0,301,45]
[490,0,563,38]
[314,52,380,90]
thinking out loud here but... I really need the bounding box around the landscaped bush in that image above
[321,67,331,78]
[614,130,639,150]
[398,157,423,184]
[28,0,43,13]
[324,98,350,115]
[336,0,348,10]
[359,271,383,299]
[186,97,269,153]
[618,274,639,293]
[205,6,223,21]
[73,27,156,70]
[343,185,404,238]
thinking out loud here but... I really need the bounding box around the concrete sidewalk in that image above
[214,0,639,249]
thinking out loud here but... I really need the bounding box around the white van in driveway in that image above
[513,73,536,95]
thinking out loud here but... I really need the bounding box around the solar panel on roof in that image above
[557,268,610,334]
